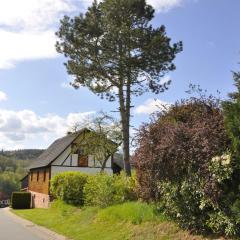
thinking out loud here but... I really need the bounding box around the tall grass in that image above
[97,201,165,224]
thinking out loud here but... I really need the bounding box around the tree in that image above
[0,172,20,197]
[0,156,17,172]
[223,71,240,166]
[56,0,182,175]
[133,95,240,235]
[134,95,230,201]
[70,112,122,172]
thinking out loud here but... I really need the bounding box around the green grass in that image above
[12,201,210,240]
[97,201,165,224]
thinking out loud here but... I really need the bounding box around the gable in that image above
[29,128,119,170]
[29,129,88,170]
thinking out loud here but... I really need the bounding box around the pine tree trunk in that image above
[119,85,131,176]
[122,120,131,176]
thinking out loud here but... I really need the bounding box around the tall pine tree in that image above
[56,0,182,175]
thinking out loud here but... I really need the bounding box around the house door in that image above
[78,155,88,167]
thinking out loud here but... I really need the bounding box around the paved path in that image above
[0,208,67,240]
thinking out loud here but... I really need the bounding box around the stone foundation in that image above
[30,191,50,208]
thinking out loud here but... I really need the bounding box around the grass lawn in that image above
[12,201,216,240]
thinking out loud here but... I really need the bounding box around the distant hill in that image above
[0,149,45,197]
[0,149,45,161]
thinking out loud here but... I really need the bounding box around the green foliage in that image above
[156,169,240,236]
[135,94,240,236]
[56,0,182,101]
[223,71,240,164]
[83,172,137,208]
[11,192,31,209]
[0,171,20,197]
[113,171,137,202]
[157,180,210,232]
[0,155,17,172]
[0,149,44,161]
[206,211,238,236]
[0,153,33,199]
[70,113,121,171]
[50,172,89,206]
[208,153,233,182]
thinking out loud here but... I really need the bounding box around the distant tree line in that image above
[0,149,44,199]
[0,149,44,161]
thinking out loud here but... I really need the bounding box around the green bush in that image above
[157,172,240,236]
[134,93,240,237]
[50,172,88,206]
[84,172,137,208]
[157,179,210,232]
[11,192,31,209]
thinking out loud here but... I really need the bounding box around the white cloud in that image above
[134,98,171,115]
[0,0,192,69]
[61,81,72,89]
[0,91,7,101]
[0,0,76,69]
[0,109,95,149]
[147,0,183,12]
[0,0,75,31]
[0,30,58,69]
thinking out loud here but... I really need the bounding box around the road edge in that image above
[3,207,69,240]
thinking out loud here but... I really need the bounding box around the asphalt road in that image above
[0,208,66,240]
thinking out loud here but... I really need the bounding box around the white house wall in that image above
[91,156,112,168]
[106,156,111,168]
[51,166,113,178]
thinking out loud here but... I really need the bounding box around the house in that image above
[21,128,123,208]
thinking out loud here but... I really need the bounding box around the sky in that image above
[0,0,239,150]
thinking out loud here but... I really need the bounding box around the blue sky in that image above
[0,0,239,149]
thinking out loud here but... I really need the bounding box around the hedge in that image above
[50,172,88,206]
[83,172,137,208]
[11,192,31,209]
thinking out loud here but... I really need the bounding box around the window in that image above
[37,171,39,182]
[43,170,46,182]
[77,150,88,167]
[78,155,88,167]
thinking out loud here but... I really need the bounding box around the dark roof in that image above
[20,174,29,181]
[29,130,87,170]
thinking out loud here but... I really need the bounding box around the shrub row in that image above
[134,96,240,237]
[50,171,137,207]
